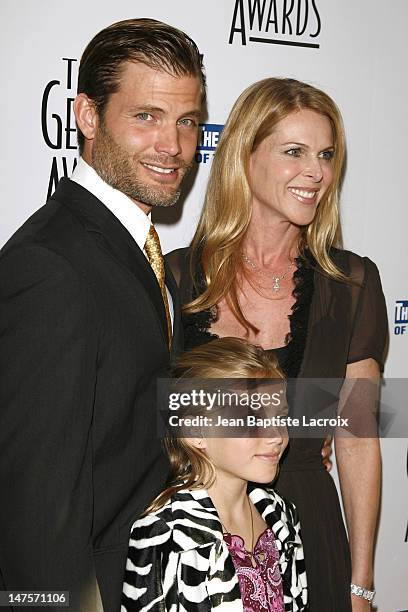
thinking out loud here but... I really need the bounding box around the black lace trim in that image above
[282,252,315,379]
[182,252,315,379]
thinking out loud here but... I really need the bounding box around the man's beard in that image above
[91,121,192,207]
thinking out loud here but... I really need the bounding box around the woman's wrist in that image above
[350,583,375,603]
[350,567,373,589]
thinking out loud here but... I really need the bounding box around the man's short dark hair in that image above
[77,18,206,153]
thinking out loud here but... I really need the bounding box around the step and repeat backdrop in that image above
[1,1,407,609]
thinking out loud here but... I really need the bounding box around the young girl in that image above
[122,338,308,611]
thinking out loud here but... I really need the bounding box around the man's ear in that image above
[74,93,98,141]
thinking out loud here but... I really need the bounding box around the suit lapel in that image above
[52,178,169,347]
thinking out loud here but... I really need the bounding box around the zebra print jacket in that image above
[122,485,308,611]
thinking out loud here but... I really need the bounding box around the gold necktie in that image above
[144,224,172,348]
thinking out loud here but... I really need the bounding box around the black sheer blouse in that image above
[167,246,388,379]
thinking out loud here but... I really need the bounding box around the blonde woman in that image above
[167,78,387,611]
[122,338,308,611]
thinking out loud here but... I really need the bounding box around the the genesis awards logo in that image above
[229,0,321,48]
[394,300,408,336]
[41,58,78,198]
[195,124,224,164]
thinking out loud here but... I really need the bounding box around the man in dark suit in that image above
[0,18,205,611]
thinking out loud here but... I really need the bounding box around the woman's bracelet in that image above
[350,583,375,602]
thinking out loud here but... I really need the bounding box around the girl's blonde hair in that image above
[185,77,347,332]
[146,337,283,513]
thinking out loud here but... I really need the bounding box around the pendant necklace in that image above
[242,252,294,292]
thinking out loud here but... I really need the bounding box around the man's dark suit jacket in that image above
[0,178,182,611]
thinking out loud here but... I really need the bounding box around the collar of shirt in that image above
[71,157,151,253]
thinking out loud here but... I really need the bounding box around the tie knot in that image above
[145,224,163,261]
[145,224,165,289]
[145,224,164,279]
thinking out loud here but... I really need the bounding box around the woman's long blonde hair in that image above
[146,337,283,513]
[186,78,347,330]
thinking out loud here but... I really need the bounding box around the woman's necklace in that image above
[220,495,254,556]
[242,252,294,292]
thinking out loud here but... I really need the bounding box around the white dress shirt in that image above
[71,157,173,328]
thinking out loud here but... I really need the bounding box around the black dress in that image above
[166,246,388,612]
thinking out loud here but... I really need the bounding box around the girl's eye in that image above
[319,149,335,160]
[285,148,301,157]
